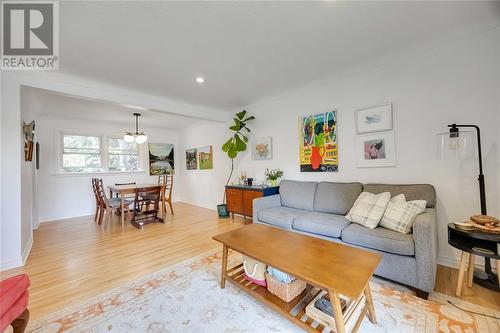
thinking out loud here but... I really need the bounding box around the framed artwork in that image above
[185,148,197,170]
[355,102,392,134]
[148,143,174,175]
[252,137,272,160]
[299,110,338,172]
[198,145,213,170]
[356,131,396,167]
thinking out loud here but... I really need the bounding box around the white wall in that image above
[180,28,500,267]
[36,114,180,222]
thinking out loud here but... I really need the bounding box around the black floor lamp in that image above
[439,124,498,291]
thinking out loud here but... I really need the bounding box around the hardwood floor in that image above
[1,202,498,323]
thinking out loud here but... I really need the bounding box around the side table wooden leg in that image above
[329,290,346,333]
[467,254,475,288]
[11,309,29,333]
[221,244,228,289]
[456,251,469,296]
[364,282,377,324]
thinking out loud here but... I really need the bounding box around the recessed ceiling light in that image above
[196,77,204,84]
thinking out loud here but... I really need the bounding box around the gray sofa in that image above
[253,180,437,298]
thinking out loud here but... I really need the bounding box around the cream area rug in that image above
[28,249,499,333]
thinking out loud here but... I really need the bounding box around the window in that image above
[108,138,139,171]
[62,135,102,172]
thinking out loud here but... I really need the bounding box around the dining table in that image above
[108,183,166,228]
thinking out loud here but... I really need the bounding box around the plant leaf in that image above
[235,135,247,151]
[229,125,239,131]
[242,116,255,122]
[236,110,247,120]
[222,138,233,152]
[228,145,237,159]
[244,127,251,132]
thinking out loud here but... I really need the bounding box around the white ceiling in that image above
[59,1,500,110]
[22,87,201,129]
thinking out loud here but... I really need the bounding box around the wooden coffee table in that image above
[213,224,382,333]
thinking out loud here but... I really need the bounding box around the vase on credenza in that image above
[270,179,279,187]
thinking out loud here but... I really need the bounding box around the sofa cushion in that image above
[258,206,309,229]
[345,192,391,229]
[380,194,427,233]
[292,212,351,238]
[341,223,415,256]
[314,182,363,215]
[279,180,317,211]
[363,184,436,208]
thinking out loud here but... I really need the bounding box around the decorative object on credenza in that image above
[356,131,396,168]
[251,137,272,160]
[438,123,498,292]
[219,110,255,217]
[355,102,393,134]
[299,111,338,172]
[246,178,253,186]
[264,168,283,187]
[185,148,197,170]
[148,143,174,175]
[124,113,147,144]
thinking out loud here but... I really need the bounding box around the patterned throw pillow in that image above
[346,192,391,229]
[380,194,427,233]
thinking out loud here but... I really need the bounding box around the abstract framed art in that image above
[355,102,392,134]
[251,137,272,160]
[299,110,338,172]
[185,148,197,170]
[356,131,396,167]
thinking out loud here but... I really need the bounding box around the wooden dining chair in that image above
[131,186,162,229]
[158,174,174,215]
[91,178,101,223]
[95,179,133,228]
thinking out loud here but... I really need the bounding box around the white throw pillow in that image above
[346,192,391,229]
[380,194,427,233]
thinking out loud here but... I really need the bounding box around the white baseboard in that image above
[22,235,33,265]
[0,257,23,271]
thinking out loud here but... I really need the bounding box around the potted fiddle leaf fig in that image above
[218,110,255,217]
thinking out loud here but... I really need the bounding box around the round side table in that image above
[447,223,500,295]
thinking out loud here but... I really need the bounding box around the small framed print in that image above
[252,137,272,160]
[356,131,396,168]
[355,102,392,134]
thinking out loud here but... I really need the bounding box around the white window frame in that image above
[55,130,147,176]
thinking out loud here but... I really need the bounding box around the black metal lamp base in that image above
[473,268,500,292]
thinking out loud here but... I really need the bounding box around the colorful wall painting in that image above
[299,111,338,172]
[198,145,213,170]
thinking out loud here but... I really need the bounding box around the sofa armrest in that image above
[253,194,281,223]
[412,208,438,293]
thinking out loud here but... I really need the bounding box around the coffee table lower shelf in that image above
[225,263,367,333]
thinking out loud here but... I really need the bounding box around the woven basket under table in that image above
[265,273,307,302]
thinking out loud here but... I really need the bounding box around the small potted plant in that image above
[265,168,283,187]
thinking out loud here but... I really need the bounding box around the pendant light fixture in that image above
[124,113,147,144]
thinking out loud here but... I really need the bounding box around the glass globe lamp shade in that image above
[436,130,474,160]
[135,134,148,144]
[124,133,135,143]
